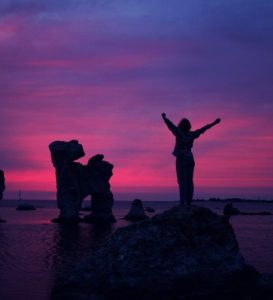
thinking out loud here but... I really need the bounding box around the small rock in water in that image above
[124,198,149,221]
[16,203,36,211]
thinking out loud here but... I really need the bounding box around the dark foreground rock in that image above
[253,274,273,300]
[52,205,260,300]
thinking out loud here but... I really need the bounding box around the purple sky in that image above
[1,1,273,200]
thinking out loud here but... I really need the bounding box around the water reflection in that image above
[0,224,7,270]
[50,222,115,287]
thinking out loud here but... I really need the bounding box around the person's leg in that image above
[182,157,195,206]
[176,157,185,204]
[185,163,194,205]
[176,156,195,205]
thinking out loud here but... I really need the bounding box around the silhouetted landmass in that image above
[223,203,272,216]
[195,198,273,203]
[52,206,260,300]
[49,140,116,223]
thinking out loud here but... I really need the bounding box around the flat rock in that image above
[16,203,36,211]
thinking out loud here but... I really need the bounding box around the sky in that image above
[0,0,273,200]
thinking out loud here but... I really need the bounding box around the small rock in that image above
[16,203,36,211]
[124,199,149,221]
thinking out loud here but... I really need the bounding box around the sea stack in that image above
[0,169,6,222]
[124,198,149,221]
[52,205,259,300]
[49,140,116,223]
[0,169,5,200]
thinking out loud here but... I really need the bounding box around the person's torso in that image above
[172,130,195,157]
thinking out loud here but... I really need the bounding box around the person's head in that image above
[178,118,191,132]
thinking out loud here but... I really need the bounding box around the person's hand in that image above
[214,118,221,124]
[161,113,166,118]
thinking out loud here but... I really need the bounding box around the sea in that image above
[0,199,273,300]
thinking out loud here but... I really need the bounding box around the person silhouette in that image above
[161,113,221,206]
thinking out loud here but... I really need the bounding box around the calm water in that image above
[0,200,273,300]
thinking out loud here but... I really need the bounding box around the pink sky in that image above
[1,1,273,200]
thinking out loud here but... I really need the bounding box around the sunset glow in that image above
[1,1,273,200]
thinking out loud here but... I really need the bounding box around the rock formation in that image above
[0,169,6,222]
[0,169,5,200]
[49,140,115,223]
[124,199,149,221]
[82,155,116,223]
[52,205,259,300]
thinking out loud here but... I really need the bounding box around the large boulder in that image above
[49,140,115,223]
[52,205,259,300]
[0,169,5,200]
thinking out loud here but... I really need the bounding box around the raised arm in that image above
[161,113,177,135]
[194,118,221,136]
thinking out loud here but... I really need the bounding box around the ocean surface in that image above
[0,200,273,300]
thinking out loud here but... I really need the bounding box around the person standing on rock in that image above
[161,113,221,206]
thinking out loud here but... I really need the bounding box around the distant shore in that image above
[196,197,273,203]
[1,197,273,208]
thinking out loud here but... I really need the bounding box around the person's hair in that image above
[178,118,191,132]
